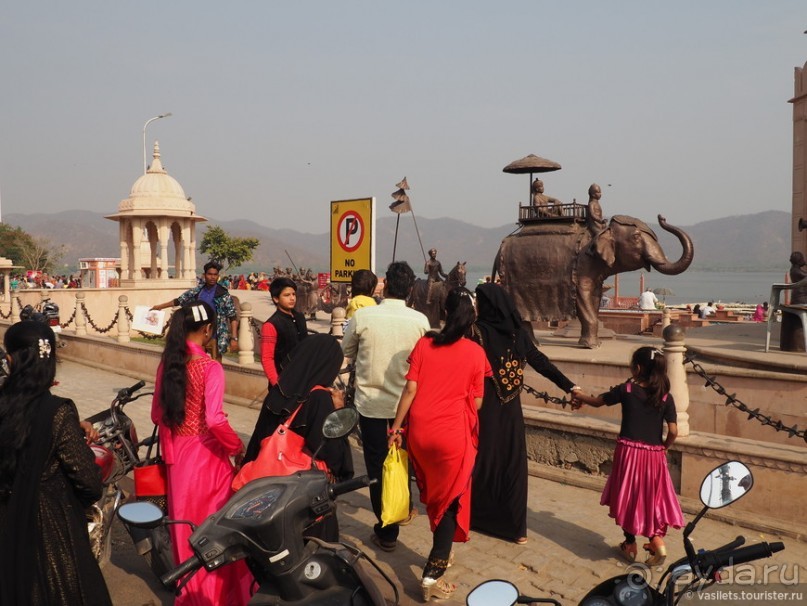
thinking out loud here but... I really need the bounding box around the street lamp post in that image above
[142,113,172,173]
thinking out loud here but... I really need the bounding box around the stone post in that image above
[117,295,130,343]
[238,302,255,365]
[662,307,671,329]
[331,307,346,337]
[11,295,21,321]
[663,324,689,437]
[75,291,88,336]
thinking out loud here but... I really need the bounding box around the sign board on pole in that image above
[330,198,375,283]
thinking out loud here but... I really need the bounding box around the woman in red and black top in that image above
[260,277,308,387]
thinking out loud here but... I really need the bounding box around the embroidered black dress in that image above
[0,395,112,605]
[469,285,575,542]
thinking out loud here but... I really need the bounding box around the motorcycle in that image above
[467,461,785,606]
[20,298,64,346]
[118,407,399,605]
[86,379,173,580]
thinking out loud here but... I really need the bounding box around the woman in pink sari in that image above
[152,301,252,605]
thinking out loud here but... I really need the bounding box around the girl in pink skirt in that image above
[572,346,684,566]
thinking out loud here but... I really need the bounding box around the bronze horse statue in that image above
[408,261,467,327]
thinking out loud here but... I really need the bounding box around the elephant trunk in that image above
[650,215,694,275]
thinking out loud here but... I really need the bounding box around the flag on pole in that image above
[390,176,411,214]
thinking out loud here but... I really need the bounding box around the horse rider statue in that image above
[425,248,448,304]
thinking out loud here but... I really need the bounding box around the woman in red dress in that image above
[388,287,490,602]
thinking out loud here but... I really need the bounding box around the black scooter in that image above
[467,461,785,606]
[118,407,399,605]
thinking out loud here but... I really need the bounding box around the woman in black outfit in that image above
[469,284,582,544]
[244,333,353,541]
[0,321,112,605]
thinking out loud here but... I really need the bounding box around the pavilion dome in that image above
[117,141,197,215]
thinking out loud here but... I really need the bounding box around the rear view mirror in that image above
[700,461,753,509]
[467,580,519,606]
[118,501,165,529]
[322,407,359,440]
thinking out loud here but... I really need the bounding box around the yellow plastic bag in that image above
[380,445,410,527]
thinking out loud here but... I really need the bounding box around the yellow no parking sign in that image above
[330,198,376,283]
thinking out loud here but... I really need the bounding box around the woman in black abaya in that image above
[243,333,354,541]
[469,284,581,544]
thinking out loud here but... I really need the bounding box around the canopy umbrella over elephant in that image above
[502,153,562,202]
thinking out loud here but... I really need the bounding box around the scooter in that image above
[118,407,399,605]
[467,461,785,606]
[85,380,173,581]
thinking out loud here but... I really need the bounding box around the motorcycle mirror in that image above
[322,407,359,440]
[466,580,519,606]
[117,501,165,529]
[699,461,753,509]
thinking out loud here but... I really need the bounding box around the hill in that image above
[4,209,792,274]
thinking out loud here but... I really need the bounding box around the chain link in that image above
[80,302,118,334]
[60,307,76,328]
[684,353,806,443]
[0,305,10,320]
[522,383,575,409]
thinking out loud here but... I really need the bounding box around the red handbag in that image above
[134,426,168,497]
[232,402,327,491]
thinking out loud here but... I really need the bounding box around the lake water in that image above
[465,269,787,306]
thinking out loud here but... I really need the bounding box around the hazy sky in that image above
[1,2,805,234]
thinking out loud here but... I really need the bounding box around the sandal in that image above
[515,536,528,545]
[643,537,667,566]
[421,577,456,602]
[619,541,637,563]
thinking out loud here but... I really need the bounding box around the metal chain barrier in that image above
[522,383,575,409]
[1,296,24,320]
[684,353,806,443]
[60,307,76,328]
[80,302,119,334]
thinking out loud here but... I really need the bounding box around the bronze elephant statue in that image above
[492,214,694,348]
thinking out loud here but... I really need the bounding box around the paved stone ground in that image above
[54,358,806,605]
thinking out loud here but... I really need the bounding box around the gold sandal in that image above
[421,577,456,601]
[643,537,667,566]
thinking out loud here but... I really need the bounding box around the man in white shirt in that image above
[700,301,717,318]
[342,261,430,551]
[638,288,659,310]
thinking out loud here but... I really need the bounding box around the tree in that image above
[0,224,64,272]
[199,225,259,271]
[19,236,66,274]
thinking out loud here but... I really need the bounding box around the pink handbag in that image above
[232,402,327,491]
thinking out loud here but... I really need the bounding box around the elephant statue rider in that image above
[493,214,694,348]
[424,248,448,304]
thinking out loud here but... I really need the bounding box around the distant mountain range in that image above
[4,209,793,274]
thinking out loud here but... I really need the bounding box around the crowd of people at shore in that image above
[6,272,83,290]
[1,259,686,604]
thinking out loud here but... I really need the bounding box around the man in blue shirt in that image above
[152,261,239,358]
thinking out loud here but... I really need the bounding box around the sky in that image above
[1,1,805,234]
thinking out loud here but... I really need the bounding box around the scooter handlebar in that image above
[161,553,203,587]
[329,475,375,498]
[701,541,784,572]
